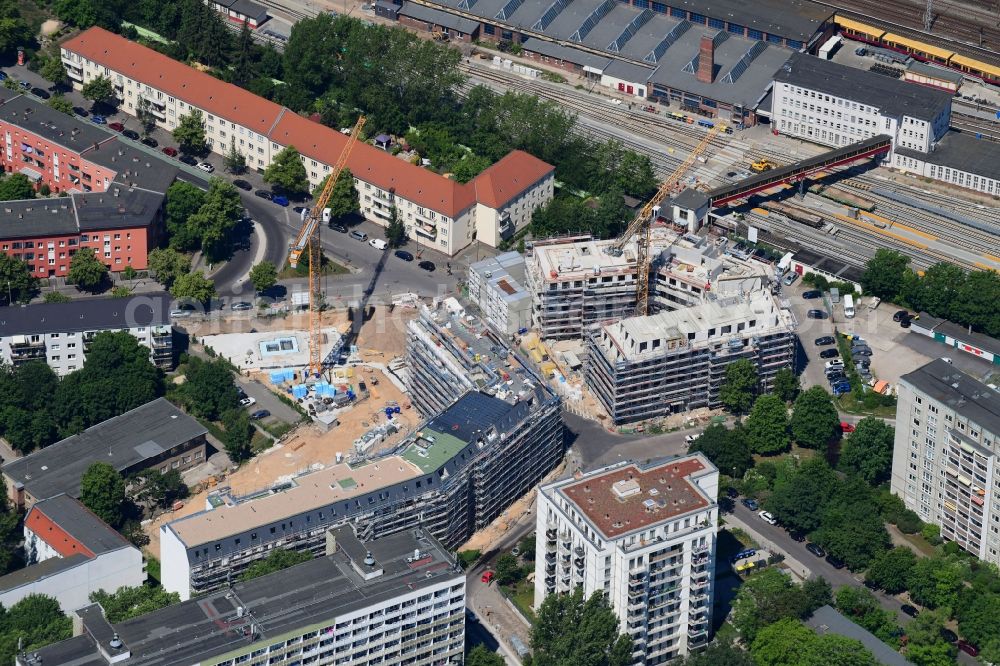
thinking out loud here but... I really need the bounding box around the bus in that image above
[843,294,855,318]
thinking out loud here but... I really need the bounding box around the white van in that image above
[369,238,388,250]
[843,294,855,318]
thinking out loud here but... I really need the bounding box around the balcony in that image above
[413,221,437,240]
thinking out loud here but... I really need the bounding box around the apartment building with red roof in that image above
[61,27,555,254]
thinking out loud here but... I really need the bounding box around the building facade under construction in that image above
[586,291,795,424]
[160,388,563,600]
[526,233,768,340]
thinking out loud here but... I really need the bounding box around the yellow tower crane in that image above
[609,124,720,317]
[288,116,366,377]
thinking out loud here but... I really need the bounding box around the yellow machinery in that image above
[288,116,366,376]
[609,124,720,316]
[751,158,775,172]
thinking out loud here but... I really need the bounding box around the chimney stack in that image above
[697,34,715,83]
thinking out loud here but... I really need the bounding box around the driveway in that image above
[235,374,302,425]
[564,411,710,472]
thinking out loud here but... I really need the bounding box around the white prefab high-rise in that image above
[891,358,1000,564]
[534,455,719,663]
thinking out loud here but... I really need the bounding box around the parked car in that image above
[108,122,125,132]
[900,318,912,328]
[806,543,826,558]
[196,161,215,173]
[293,205,308,215]
[120,129,138,140]
[231,302,253,311]
[825,360,845,370]
[369,238,388,250]
[179,154,198,166]
[91,115,107,124]
[758,510,777,525]
[820,349,840,359]
[169,309,191,318]
[853,348,873,357]
[802,290,822,299]
[18,80,30,90]
[807,309,827,319]
[825,554,845,569]
[272,195,289,206]
[741,498,759,511]
[239,396,257,407]
[394,250,414,261]
[893,310,909,322]
[789,530,806,542]
[684,433,699,444]
[330,223,348,233]
[255,189,273,201]
[140,136,158,148]
[0,72,7,81]
[957,641,978,657]
[161,146,178,157]
[833,382,852,396]
[480,571,494,584]
[31,87,50,99]
[250,409,270,420]
[782,272,798,286]
[350,230,368,242]
[233,179,252,191]
[418,260,436,272]
[840,421,856,433]
[900,604,920,618]
[72,106,89,117]
[826,373,846,384]
[814,336,835,346]
[940,629,958,644]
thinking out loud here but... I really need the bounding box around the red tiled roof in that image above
[472,150,554,208]
[25,504,96,559]
[62,27,285,138]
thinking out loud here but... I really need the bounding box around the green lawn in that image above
[279,258,349,279]
[502,580,537,624]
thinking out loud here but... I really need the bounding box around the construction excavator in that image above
[606,124,720,317]
[288,116,366,377]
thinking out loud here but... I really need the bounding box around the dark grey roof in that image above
[906,60,964,84]
[2,398,206,502]
[666,0,830,43]
[85,138,180,194]
[807,606,910,666]
[775,52,952,122]
[897,130,1000,183]
[933,320,1000,358]
[424,390,527,442]
[73,185,165,231]
[901,358,1000,436]
[520,37,612,71]
[647,29,792,109]
[399,1,479,33]
[20,633,106,666]
[672,188,710,210]
[603,59,654,84]
[32,494,132,554]
[0,292,171,336]
[791,247,865,284]
[229,0,268,20]
[0,199,78,239]
[34,529,460,666]
[0,553,89,594]
[0,94,111,155]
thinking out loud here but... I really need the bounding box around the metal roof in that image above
[807,606,911,666]
[900,358,1000,436]
[29,494,133,555]
[897,129,1000,184]
[399,1,480,32]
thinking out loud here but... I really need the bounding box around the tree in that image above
[839,418,895,484]
[221,408,253,462]
[232,21,257,85]
[766,458,839,533]
[181,357,239,420]
[744,394,790,456]
[130,468,187,509]
[89,586,180,623]
[811,478,890,571]
[905,609,957,666]
[164,180,208,251]
[956,590,1000,664]
[0,173,36,201]
[833,586,903,647]
[0,254,37,303]
[719,358,758,415]
[80,462,127,528]
[790,386,840,450]
[171,270,216,305]
[949,269,1000,337]
[173,109,208,155]
[466,645,506,666]
[451,154,492,183]
[239,548,312,581]
[314,168,359,221]
[48,94,75,115]
[750,618,879,666]
[249,260,278,293]
[136,97,158,137]
[0,594,72,666]
[224,138,247,174]
[865,547,916,594]
[676,640,752,666]
[148,248,191,288]
[908,556,965,609]
[730,568,811,643]
[531,588,632,666]
[772,367,800,403]
[81,75,117,107]
[687,424,754,478]
[42,291,70,303]
[54,0,98,27]
[913,262,965,317]
[39,57,68,87]
[861,249,910,300]
[494,553,521,586]
[800,576,833,613]
[67,247,109,291]
[185,178,243,261]
[264,145,309,194]
[385,207,406,247]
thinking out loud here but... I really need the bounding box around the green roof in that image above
[401,429,469,474]
[338,477,357,489]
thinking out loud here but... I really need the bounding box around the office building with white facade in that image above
[535,454,719,663]
[890,358,1000,564]
[60,28,554,255]
[20,527,465,666]
[0,292,173,375]
[772,52,951,158]
[467,251,532,336]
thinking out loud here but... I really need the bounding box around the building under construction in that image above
[526,232,768,340]
[586,290,795,424]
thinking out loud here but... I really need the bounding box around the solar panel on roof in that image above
[570,0,615,42]
[644,20,690,64]
[533,0,571,31]
[608,9,653,52]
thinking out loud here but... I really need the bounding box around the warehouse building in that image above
[771,52,952,158]
[0,293,174,375]
[160,390,563,599]
[3,398,207,508]
[894,129,1000,197]
[467,251,532,335]
[535,454,718,662]
[22,527,465,666]
[890,359,1000,565]
[586,290,795,424]
[61,28,555,255]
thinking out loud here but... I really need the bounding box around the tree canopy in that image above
[766,457,839,534]
[171,270,217,304]
[745,394,790,455]
[687,424,754,478]
[249,261,277,293]
[165,180,208,251]
[315,168,359,221]
[790,386,840,449]
[89,585,180,623]
[810,478,890,571]
[0,254,38,304]
[67,247,109,291]
[531,588,633,666]
[861,249,911,300]
[239,548,311,581]
[80,462,127,528]
[864,547,916,594]
[772,367,800,403]
[466,645,506,666]
[730,568,825,643]
[839,418,895,485]
[178,356,239,421]
[264,145,309,194]
[0,594,72,666]
[221,407,254,462]
[719,359,759,415]
[0,174,36,201]
[751,618,877,666]
[81,75,117,107]
[173,109,208,155]
[148,247,191,289]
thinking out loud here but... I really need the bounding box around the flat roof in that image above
[28,494,132,555]
[0,291,171,336]
[807,606,910,666]
[897,129,1000,183]
[0,552,89,595]
[32,529,460,666]
[775,52,952,122]
[85,138,180,194]
[557,455,714,539]
[667,0,830,43]
[906,60,964,84]
[901,358,1000,435]
[933,320,1000,358]
[520,37,613,70]
[3,398,206,502]
[791,247,865,284]
[398,1,480,32]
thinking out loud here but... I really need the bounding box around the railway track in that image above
[951,111,1000,141]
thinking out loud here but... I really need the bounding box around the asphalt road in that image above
[564,411,700,472]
